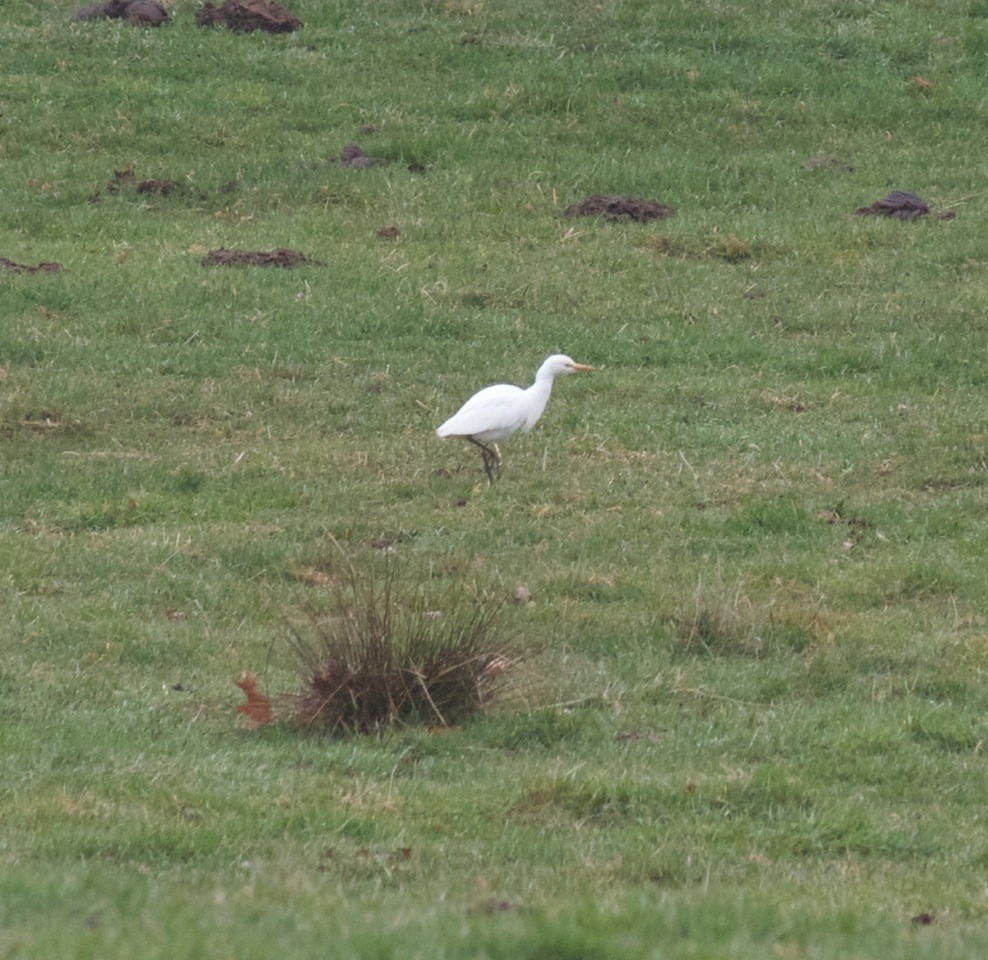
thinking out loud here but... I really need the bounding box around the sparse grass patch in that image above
[642,232,783,264]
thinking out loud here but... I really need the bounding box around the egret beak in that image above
[570,362,593,372]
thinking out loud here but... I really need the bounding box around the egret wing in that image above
[436,384,526,441]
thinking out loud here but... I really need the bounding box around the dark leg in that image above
[467,437,500,484]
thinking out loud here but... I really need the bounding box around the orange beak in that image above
[570,362,593,372]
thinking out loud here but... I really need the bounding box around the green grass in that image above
[1,0,987,956]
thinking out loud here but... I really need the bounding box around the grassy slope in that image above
[1,0,986,956]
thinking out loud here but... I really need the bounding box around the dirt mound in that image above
[201,248,324,268]
[72,0,168,26]
[853,191,954,220]
[1,257,62,275]
[564,195,677,222]
[195,0,301,32]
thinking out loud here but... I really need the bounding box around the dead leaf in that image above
[911,74,932,90]
[235,671,274,728]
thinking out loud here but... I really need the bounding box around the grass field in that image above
[2,0,987,956]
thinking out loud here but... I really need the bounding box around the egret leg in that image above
[467,437,501,484]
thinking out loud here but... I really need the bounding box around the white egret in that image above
[436,354,593,483]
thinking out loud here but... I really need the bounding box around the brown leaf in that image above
[911,74,932,89]
[235,671,274,728]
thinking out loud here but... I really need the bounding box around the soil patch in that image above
[72,0,168,25]
[195,0,302,32]
[564,195,677,222]
[201,248,325,268]
[105,167,181,197]
[137,178,180,196]
[339,143,385,168]
[1,257,62,275]
[853,191,954,220]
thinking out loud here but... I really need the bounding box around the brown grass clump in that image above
[284,555,512,733]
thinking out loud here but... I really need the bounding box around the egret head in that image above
[541,354,594,378]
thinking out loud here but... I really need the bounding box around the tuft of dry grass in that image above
[283,552,512,733]
[668,573,829,659]
[669,574,764,658]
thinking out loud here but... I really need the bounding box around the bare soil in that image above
[564,195,677,222]
[195,0,302,33]
[1,257,62,275]
[201,248,325,268]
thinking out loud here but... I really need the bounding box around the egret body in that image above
[436,354,592,482]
